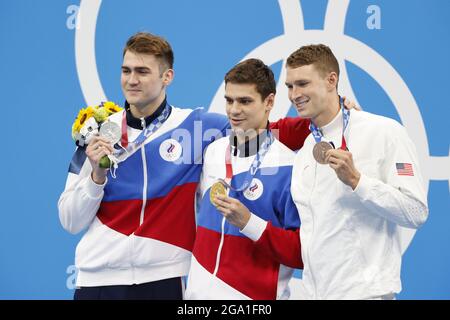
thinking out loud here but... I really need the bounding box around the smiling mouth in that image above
[295,97,310,108]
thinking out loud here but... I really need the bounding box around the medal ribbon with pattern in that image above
[310,96,350,150]
[221,131,274,191]
[116,102,171,159]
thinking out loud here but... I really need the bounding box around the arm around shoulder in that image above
[269,117,311,151]
[240,207,302,268]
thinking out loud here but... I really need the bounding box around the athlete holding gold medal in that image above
[209,180,227,205]
[186,59,303,300]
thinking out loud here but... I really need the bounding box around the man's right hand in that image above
[85,135,114,184]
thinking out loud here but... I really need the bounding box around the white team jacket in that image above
[291,110,428,299]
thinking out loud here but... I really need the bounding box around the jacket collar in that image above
[124,97,168,130]
[229,123,270,158]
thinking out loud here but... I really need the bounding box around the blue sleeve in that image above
[276,170,301,230]
[68,146,87,175]
[198,109,230,144]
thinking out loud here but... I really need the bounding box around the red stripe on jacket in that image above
[97,182,198,251]
[193,226,288,300]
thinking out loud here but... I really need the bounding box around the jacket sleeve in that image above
[58,148,105,234]
[242,217,302,269]
[240,179,303,269]
[269,117,311,151]
[353,122,429,229]
[199,110,230,141]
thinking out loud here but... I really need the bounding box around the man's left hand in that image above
[342,96,361,111]
[214,195,251,229]
[325,149,361,190]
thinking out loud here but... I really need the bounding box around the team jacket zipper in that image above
[139,118,148,226]
[307,161,318,299]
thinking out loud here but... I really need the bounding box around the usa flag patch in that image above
[396,163,414,176]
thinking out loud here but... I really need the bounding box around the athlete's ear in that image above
[327,72,338,92]
[264,93,275,112]
[162,69,174,86]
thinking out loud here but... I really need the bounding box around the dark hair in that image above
[224,58,276,100]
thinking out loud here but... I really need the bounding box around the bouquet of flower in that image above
[71,101,123,168]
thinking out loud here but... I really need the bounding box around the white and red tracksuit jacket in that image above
[185,135,303,300]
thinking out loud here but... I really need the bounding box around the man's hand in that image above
[325,149,361,190]
[85,135,114,184]
[342,96,361,111]
[214,195,251,230]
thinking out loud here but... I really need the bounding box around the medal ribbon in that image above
[121,111,128,148]
[117,102,171,157]
[223,131,274,192]
[309,96,349,150]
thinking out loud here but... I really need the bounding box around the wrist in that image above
[350,172,361,190]
[238,211,251,230]
[91,171,106,185]
[239,213,267,242]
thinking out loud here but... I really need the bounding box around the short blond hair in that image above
[287,44,339,79]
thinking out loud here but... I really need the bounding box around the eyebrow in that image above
[285,79,309,86]
[224,95,253,100]
[121,66,151,71]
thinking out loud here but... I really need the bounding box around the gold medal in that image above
[210,181,227,205]
[312,141,333,164]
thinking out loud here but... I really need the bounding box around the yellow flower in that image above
[103,101,123,115]
[70,102,122,140]
[72,106,94,139]
[93,106,109,123]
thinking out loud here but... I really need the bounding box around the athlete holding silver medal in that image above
[97,121,121,168]
[99,121,122,145]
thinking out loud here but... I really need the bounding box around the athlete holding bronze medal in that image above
[287,44,428,299]
[311,96,349,164]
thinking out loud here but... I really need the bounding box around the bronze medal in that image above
[313,141,333,164]
[210,181,227,205]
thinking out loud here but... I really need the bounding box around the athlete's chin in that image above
[296,109,312,119]
[125,97,146,107]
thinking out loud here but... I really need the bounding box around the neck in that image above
[235,128,265,145]
[231,126,269,158]
[312,94,340,128]
[130,94,165,119]
[234,118,268,145]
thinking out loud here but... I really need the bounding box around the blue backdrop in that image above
[0,0,448,299]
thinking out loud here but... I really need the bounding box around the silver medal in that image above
[99,121,122,145]
[313,141,333,164]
